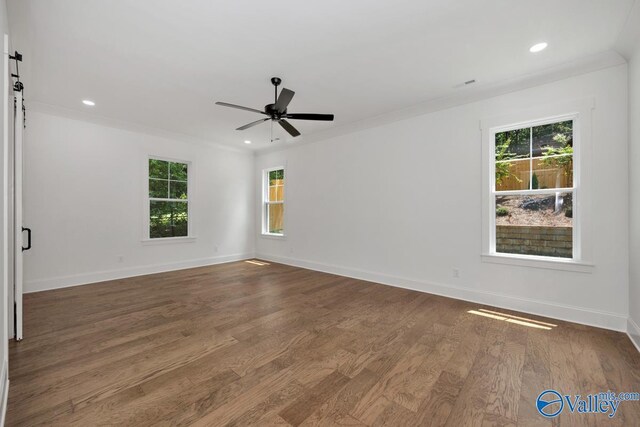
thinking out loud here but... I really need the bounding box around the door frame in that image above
[13,89,23,341]
[1,32,11,426]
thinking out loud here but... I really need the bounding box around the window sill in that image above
[261,233,286,240]
[481,253,594,273]
[142,236,197,245]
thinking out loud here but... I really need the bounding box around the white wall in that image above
[256,64,629,331]
[22,111,255,292]
[629,45,640,347]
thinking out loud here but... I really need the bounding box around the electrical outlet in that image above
[213,245,219,253]
[453,268,460,278]
[117,255,124,263]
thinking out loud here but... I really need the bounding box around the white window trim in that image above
[142,155,196,243]
[261,166,286,238]
[480,98,594,272]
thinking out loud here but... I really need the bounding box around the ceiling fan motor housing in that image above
[265,103,286,119]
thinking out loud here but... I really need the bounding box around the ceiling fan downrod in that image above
[271,77,282,104]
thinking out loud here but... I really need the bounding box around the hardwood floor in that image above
[6,260,640,426]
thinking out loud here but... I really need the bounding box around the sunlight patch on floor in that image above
[245,260,271,266]
[467,308,556,330]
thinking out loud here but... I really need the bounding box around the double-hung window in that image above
[148,158,190,239]
[263,168,285,236]
[490,117,576,259]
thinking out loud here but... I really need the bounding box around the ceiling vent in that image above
[453,79,477,89]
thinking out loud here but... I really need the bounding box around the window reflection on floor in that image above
[245,260,271,266]
[467,308,556,330]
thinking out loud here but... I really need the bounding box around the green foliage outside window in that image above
[540,133,573,178]
[149,159,189,238]
[496,206,509,216]
[269,169,284,185]
[495,138,522,186]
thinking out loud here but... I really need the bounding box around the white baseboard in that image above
[1,360,8,427]
[628,318,640,353]
[24,253,255,293]
[257,253,628,332]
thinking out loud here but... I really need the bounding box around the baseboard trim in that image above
[628,318,640,353]
[257,253,627,332]
[25,253,255,293]
[1,360,8,427]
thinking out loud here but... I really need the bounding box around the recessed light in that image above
[82,100,95,106]
[529,42,548,53]
[244,140,251,144]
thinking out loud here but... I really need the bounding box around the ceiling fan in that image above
[215,77,334,138]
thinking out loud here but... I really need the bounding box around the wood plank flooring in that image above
[6,260,640,426]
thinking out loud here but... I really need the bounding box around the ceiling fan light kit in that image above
[215,77,334,140]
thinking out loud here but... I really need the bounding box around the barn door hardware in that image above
[10,50,23,91]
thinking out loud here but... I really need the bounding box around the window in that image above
[148,158,190,239]
[491,118,575,259]
[263,168,285,236]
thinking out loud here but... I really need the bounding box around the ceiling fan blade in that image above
[215,101,266,115]
[285,113,334,121]
[274,88,295,113]
[236,118,269,131]
[278,119,301,137]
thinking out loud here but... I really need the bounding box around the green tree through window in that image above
[148,158,189,238]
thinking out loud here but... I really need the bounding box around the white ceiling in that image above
[6,0,637,150]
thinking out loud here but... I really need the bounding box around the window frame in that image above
[262,166,286,238]
[143,155,195,243]
[490,114,578,260]
[481,98,594,272]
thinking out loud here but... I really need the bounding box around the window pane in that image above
[269,169,284,184]
[532,121,573,190]
[495,127,530,191]
[268,169,284,202]
[172,201,189,237]
[149,159,169,179]
[169,181,188,199]
[150,201,188,238]
[269,183,284,202]
[495,128,530,158]
[495,193,572,258]
[170,162,188,181]
[532,154,573,189]
[496,158,530,191]
[532,120,572,157]
[267,203,284,234]
[149,179,168,198]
